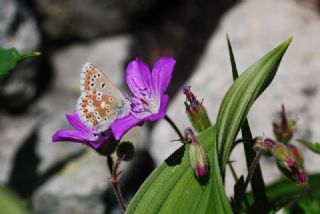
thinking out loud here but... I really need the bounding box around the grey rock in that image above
[32,150,108,214]
[150,0,320,195]
[51,35,131,93]
[0,0,40,50]
[0,113,39,183]
[32,0,156,40]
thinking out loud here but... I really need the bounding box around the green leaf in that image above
[215,38,292,172]
[0,48,41,75]
[227,36,268,208]
[126,126,232,214]
[0,186,30,214]
[297,139,320,154]
[247,173,320,212]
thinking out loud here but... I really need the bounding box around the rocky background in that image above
[0,0,319,213]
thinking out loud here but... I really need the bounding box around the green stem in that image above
[228,162,238,181]
[227,35,268,209]
[241,121,268,209]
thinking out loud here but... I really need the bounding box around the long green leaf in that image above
[216,38,292,171]
[227,36,268,209]
[126,126,232,214]
[297,139,320,154]
[0,48,40,75]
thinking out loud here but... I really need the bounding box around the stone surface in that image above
[0,0,40,51]
[32,150,107,214]
[150,0,320,195]
[32,0,156,40]
[51,35,131,93]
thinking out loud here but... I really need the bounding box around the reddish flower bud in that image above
[289,145,304,167]
[186,128,208,178]
[272,104,297,144]
[183,86,211,132]
[271,143,306,185]
[253,137,276,152]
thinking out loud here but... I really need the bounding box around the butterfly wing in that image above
[77,63,130,132]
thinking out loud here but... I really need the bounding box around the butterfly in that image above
[77,63,131,132]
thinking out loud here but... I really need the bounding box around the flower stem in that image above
[241,150,263,202]
[106,155,126,213]
[165,115,184,142]
[228,162,238,182]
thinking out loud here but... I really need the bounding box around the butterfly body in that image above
[77,63,130,132]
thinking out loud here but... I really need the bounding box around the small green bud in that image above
[183,86,211,132]
[186,128,208,178]
[116,141,135,161]
[273,104,297,144]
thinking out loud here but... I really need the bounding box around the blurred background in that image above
[0,0,320,213]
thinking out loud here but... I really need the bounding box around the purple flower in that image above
[52,111,112,149]
[111,57,176,140]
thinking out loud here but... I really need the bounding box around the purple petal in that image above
[196,165,206,177]
[111,115,144,140]
[151,57,175,96]
[126,59,152,96]
[147,95,169,121]
[66,112,93,136]
[52,129,90,144]
[88,141,104,149]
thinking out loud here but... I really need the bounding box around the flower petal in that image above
[151,57,175,96]
[88,141,104,149]
[147,94,169,121]
[111,115,144,140]
[126,59,152,96]
[66,112,94,137]
[52,129,90,144]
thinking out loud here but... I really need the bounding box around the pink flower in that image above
[111,57,176,140]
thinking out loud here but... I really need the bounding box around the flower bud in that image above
[183,86,211,132]
[253,137,276,152]
[186,128,208,178]
[96,137,118,156]
[289,145,304,167]
[116,141,135,161]
[271,143,306,185]
[272,104,297,144]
